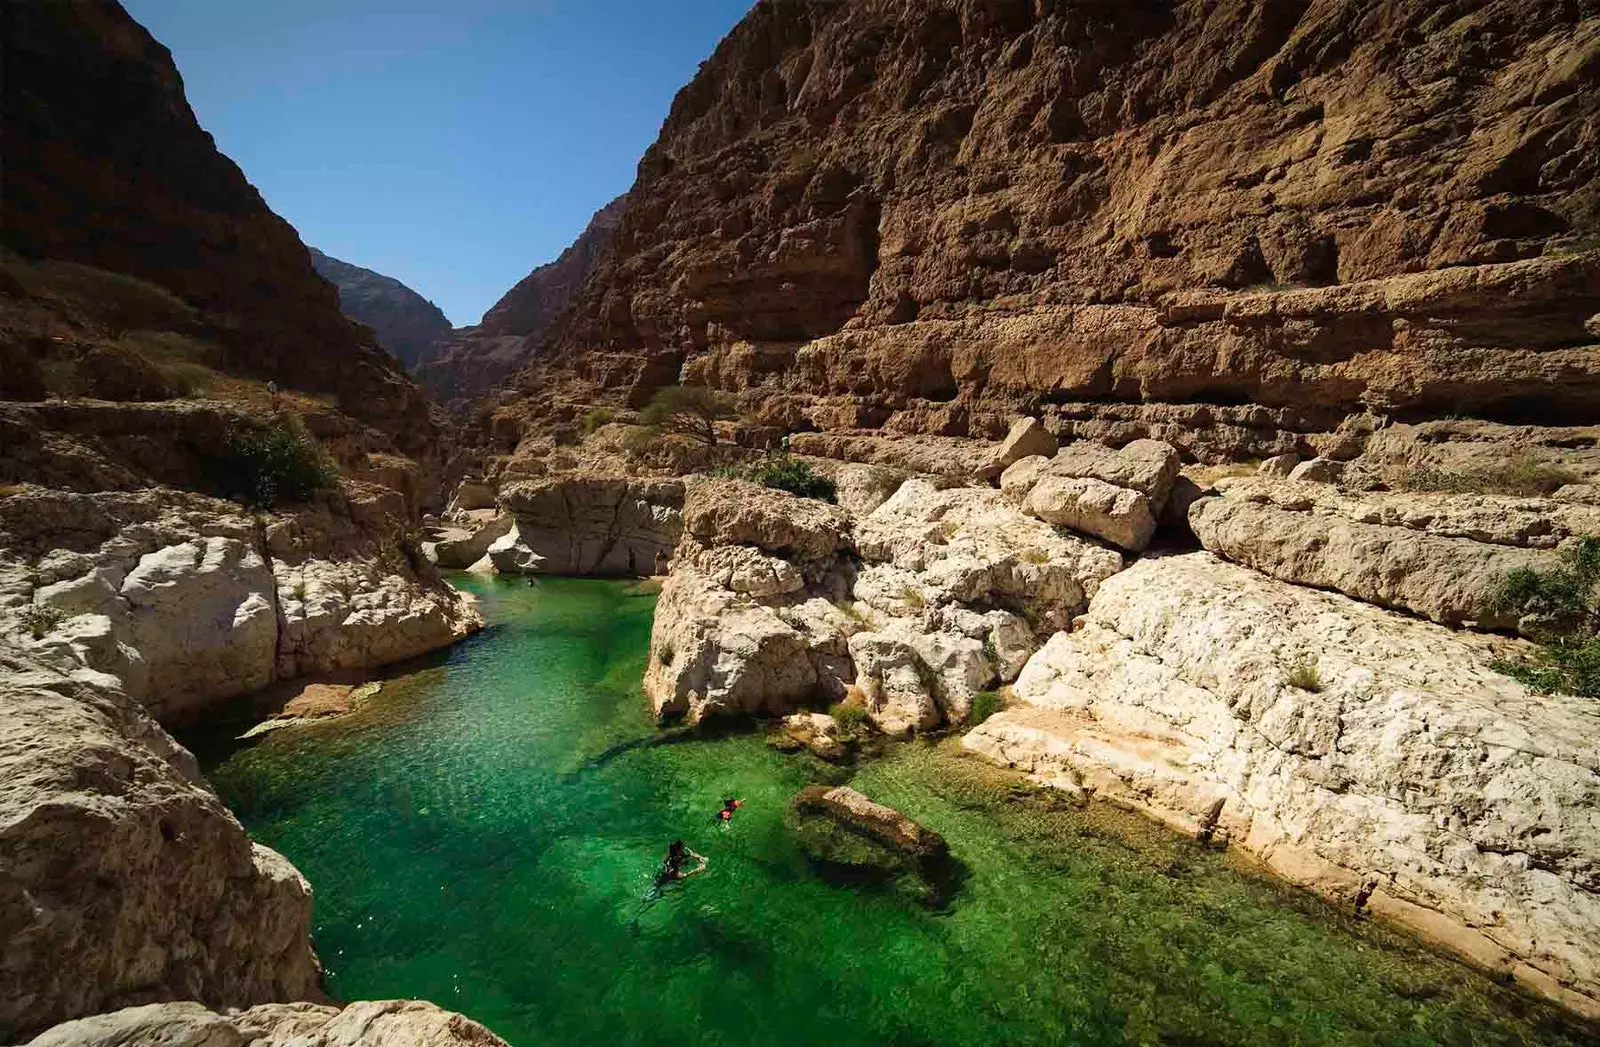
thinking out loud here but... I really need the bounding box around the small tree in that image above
[1491,536,1600,699]
[639,385,736,446]
[208,419,337,510]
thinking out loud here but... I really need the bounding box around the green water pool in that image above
[202,576,1594,1046]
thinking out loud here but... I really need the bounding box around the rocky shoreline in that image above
[435,407,1600,1021]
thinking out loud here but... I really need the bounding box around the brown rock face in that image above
[0,0,437,458]
[510,0,1600,455]
[415,195,627,411]
[308,249,454,369]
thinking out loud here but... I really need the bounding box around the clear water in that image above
[203,576,1594,1047]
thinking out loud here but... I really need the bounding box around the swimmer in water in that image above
[714,797,745,829]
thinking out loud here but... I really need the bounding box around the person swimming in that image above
[714,797,745,828]
[657,839,706,885]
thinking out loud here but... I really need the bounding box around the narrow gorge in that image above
[4,1,1600,1045]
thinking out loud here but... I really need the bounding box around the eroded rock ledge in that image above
[0,486,480,725]
[964,552,1600,1018]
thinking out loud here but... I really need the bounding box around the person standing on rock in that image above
[1354,879,1379,917]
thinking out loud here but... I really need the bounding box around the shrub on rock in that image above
[1492,536,1600,698]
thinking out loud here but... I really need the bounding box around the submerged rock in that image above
[786,785,956,907]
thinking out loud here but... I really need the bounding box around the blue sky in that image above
[123,0,752,326]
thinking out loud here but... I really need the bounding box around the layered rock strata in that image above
[0,653,322,1042]
[964,552,1600,1018]
[1188,476,1600,634]
[497,0,1600,458]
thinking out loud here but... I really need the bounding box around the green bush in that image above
[1401,455,1577,498]
[829,699,871,732]
[1286,659,1323,693]
[582,407,617,434]
[1491,536,1600,698]
[209,420,336,509]
[716,453,838,503]
[967,690,1003,727]
[15,604,67,639]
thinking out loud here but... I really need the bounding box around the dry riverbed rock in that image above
[963,552,1600,1018]
[1000,439,1180,551]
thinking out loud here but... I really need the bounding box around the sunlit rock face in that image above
[965,551,1600,1019]
[491,0,1599,460]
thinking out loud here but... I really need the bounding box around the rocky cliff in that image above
[308,249,454,369]
[0,0,438,458]
[497,0,1598,459]
[0,5,492,1039]
[414,195,627,411]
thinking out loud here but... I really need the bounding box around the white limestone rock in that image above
[0,653,321,1042]
[1022,475,1157,551]
[964,552,1600,1018]
[1188,478,1583,633]
[25,1000,509,1047]
[976,416,1058,481]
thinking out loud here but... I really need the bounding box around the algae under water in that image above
[204,577,1593,1046]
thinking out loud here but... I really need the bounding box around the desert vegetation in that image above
[1491,536,1600,699]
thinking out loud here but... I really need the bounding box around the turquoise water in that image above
[204,577,1594,1046]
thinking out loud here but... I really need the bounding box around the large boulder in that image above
[1004,439,1181,513]
[964,552,1600,1018]
[0,653,322,1042]
[976,417,1057,481]
[642,565,821,723]
[497,476,683,576]
[1021,475,1156,552]
[847,619,991,734]
[680,477,851,562]
[1187,478,1599,633]
[25,1000,509,1047]
[427,510,512,569]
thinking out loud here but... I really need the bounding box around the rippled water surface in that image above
[204,576,1592,1046]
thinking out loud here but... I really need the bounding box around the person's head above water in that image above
[669,839,685,858]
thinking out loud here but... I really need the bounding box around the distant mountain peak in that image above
[309,249,454,369]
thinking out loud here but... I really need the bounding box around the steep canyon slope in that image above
[501,0,1600,460]
[415,194,627,411]
[307,249,454,369]
[0,2,488,1040]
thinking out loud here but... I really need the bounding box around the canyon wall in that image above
[416,195,628,411]
[308,249,454,370]
[0,0,439,458]
[499,0,1598,459]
